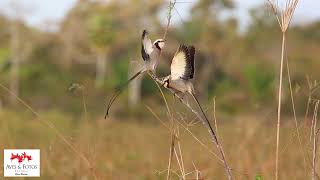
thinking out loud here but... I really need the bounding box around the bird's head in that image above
[154,39,165,50]
[162,75,170,88]
[163,80,169,88]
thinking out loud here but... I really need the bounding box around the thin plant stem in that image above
[159,2,177,177]
[285,43,308,175]
[177,137,186,179]
[81,88,88,124]
[163,0,176,40]
[167,133,175,180]
[275,32,286,180]
[267,1,299,178]
[305,76,312,125]
[173,146,184,178]
[150,72,175,180]
[213,97,219,135]
[174,115,223,162]
[192,161,202,180]
[310,108,315,143]
[0,83,98,180]
[145,102,238,177]
[148,73,233,179]
[173,128,186,179]
[145,104,171,131]
[150,1,233,178]
[149,72,171,115]
[312,101,319,180]
[305,97,311,125]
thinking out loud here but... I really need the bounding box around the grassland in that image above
[0,109,316,179]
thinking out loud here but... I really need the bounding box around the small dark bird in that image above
[105,30,165,118]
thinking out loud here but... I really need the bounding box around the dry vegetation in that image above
[0,110,318,179]
[267,0,299,179]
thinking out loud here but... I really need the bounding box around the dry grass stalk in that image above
[213,97,219,134]
[145,104,171,131]
[151,76,175,180]
[152,74,176,180]
[192,162,202,180]
[159,1,176,177]
[305,77,320,125]
[267,1,299,179]
[285,46,308,175]
[311,105,316,143]
[0,83,99,180]
[148,1,233,178]
[173,113,224,162]
[73,84,93,159]
[145,102,229,177]
[167,133,176,180]
[305,76,312,125]
[176,129,186,179]
[150,71,183,180]
[314,129,320,179]
[163,0,176,40]
[148,72,233,179]
[311,100,319,180]
[153,77,187,180]
[174,140,186,179]
[267,0,298,33]
[173,147,183,176]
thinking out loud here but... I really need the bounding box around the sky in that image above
[0,0,319,31]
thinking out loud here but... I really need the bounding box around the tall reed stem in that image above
[275,32,286,180]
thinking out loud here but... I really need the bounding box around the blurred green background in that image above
[0,0,319,116]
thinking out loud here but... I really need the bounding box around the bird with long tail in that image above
[105,30,165,118]
[162,44,219,142]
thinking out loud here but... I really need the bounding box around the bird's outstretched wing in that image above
[141,30,153,61]
[170,45,195,80]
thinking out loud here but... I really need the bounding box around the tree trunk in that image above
[9,21,20,105]
[95,52,106,88]
[10,59,19,105]
[128,62,142,107]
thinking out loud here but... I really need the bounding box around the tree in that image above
[125,0,163,106]
[7,1,33,105]
[177,0,236,99]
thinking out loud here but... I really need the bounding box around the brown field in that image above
[0,110,316,179]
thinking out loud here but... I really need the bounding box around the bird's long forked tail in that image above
[190,93,233,179]
[190,93,219,143]
[104,70,143,119]
[191,93,233,179]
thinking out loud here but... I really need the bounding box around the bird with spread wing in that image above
[163,45,216,137]
[105,30,165,118]
[163,44,195,96]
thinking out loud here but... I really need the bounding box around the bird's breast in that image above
[169,79,188,93]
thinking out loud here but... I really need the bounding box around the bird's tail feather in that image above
[104,68,144,118]
[191,92,218,143]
